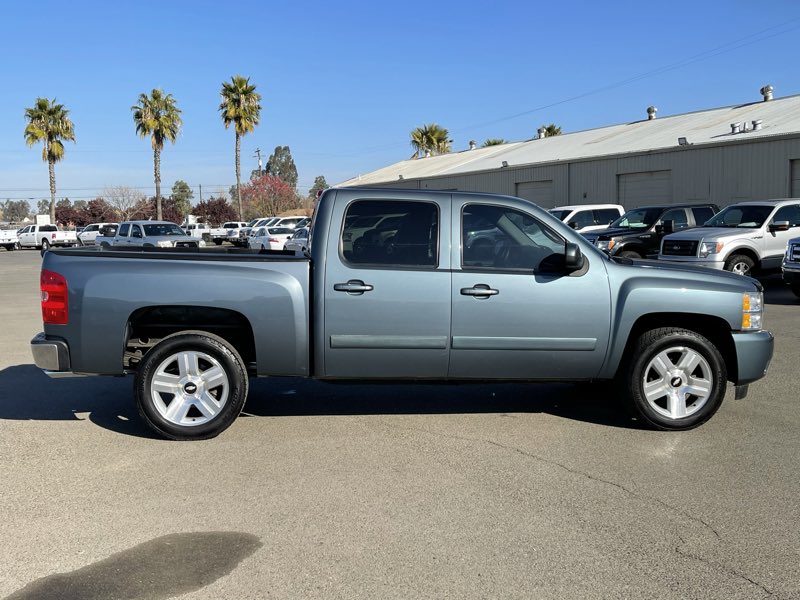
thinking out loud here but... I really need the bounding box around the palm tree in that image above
[219,75,262,220]
[409,123,451,159]
[24,98,76,223]
[541,123,563,137]
[131,89,182,221]
[482,138,508,147]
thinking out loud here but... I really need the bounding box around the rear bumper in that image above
[732,330,774,385]
[30,332,86,377]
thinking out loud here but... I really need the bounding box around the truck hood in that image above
[612,256,762,291]
[582,227,644,242]
[663,226,759,241]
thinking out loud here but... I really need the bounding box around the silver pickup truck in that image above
[31,189,774,440]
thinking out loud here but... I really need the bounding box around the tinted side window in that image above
[661,208,689,229]
[41,225,57,232]
[692,207,714,225]
[570,210,595,229]
[342,200,438,268]
[462,204,565,272]
[594,208,621,225]
[118,223,130,237]
[132,225,143,238]
[772,204,800,227]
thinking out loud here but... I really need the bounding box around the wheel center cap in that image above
[670,377,683,388]
[184,382,198,395]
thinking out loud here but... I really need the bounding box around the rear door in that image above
[323,195,451,378]
[450,197,612,380]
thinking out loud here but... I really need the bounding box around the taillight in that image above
[269,237,279,243]
[41,270,68,325]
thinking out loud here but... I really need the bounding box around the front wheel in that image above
[724,254,755,276]
[618,250,642,259]
[620,327,727,430]
[134,332,249,440]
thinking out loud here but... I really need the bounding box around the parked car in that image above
[208,222,247,246]
[248,226,295,250]
[77,222,119,246]
[31,188,773,440]
[17,224,78,251]
[782,236,800,298]
[183,223,213,244]
[659,199,800,276]
[583,203,719,259]
[0,228,20,251]
[284,227,309,252]
[95,224,119,247]
[224,222,251,247]
[109,221,201,248]
[548,204,624,233]
[237,217,275,242]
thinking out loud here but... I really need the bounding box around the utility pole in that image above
[253,148,263,175]
[198,184,202,203]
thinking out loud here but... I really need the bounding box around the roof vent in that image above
[731,122,743,134]
[760,84,773,102]
[537,127,547,139]
[752,119,763,131]
[647,106,657,120]
[469,140,477,150]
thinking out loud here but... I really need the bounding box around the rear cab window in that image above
[341,200,439,268]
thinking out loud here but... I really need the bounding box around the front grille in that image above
[662,240,698,256]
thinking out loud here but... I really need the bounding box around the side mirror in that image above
[769,220,790,232]
[564,242,585,271]
[661,220,674,234]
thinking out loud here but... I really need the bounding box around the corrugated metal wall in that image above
[367,136,800,209]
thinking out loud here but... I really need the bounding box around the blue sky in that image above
[1,0,798,204]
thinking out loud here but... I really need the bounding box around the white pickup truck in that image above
[1,229,20,251]
[17,224,78,251]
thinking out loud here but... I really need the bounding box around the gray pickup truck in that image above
[31,188,774,440]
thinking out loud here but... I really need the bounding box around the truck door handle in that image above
[461,284,499,298]
[334,280,374,295]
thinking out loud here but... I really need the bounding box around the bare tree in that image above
[103,186,146,221]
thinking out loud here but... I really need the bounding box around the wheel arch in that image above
[125,305,256,373]
[724,247,760,270]
[612,312,737,383]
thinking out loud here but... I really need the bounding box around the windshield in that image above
[703,205,773,228]
[143,223,187,237]
[267,227,294,234]
[609,208,661,229]
[548,210,572,221]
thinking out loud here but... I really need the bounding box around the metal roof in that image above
[338,94,800,187]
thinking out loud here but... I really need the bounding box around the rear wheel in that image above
[214,239,222,246]
[134,332,249,440]
[724,254,755,276]
[620,327,726,430]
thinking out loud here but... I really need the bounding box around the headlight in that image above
[741,291,763,331]
[596,239,615,251]
[699,241,724,258]
[157,240,173,248]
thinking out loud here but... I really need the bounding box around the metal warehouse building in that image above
[338,88,800,209]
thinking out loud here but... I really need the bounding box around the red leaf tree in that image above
[240,175,298,220]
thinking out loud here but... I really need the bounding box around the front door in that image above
[450,200,612,380]
[764,203,800,268]
[323,196,452,378]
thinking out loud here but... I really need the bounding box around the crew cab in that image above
[109,221,201,248]
[548,204,624,233]
[583,203,718,259]
[77,222,119,246]
[18,224,78,251]
[659,199,800,277]
[31,189,773,440]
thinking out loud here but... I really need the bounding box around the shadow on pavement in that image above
[760,274,799,306]
[0,364,639,437]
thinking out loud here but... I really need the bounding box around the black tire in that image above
[619,250,641,259]
[791,284,800,299]
[134,332,249,440]
[620,327,727,430]
[724,254,755,276]
[214,239,222,246]
[41,238,50,251]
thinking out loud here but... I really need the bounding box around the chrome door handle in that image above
[334,279,374,294]
[461,284,499,298]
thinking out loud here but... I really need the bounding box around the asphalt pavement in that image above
[1,248,798,600]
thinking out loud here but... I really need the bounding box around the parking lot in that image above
[1,247,798,599]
